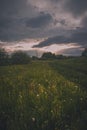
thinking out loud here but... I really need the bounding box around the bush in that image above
[0,48,9,66]
[11,51,31,64]
[82,48,87,57]
[41,52,56,59]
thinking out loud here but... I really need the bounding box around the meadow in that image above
[0,57,87,130]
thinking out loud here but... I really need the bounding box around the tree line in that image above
[0,48,31,66]
[0,47,87,66]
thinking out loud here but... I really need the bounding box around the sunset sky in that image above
[0,0,87,56]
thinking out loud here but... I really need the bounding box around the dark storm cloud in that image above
[0,18,12,29]
[0,0,28,17]
[49,0,60,3]
[59,47,83,56]
[33,30,87,48]
[0,0,43,41]
[0,0,25,30]
[81,16,87,28]
[59,19,66,25]
[26,13,53,28]
[54,19,67,27]
[0,0,87,46]
[0,0,55,41]
[65,0,87,17]
[70,31,87,44]
[33,36,69,48]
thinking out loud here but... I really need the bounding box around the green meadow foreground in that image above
[0,57,87,130]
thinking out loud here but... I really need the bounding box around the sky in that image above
[0,0,87,56]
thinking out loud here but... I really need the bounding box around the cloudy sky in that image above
[0,0,87,56]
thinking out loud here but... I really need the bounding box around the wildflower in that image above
[63,100,66,102]
[51,110,53,113]
[37,94,39,97]
[44,91,47,94]
[32,117,35,122]
[70,98,72,101]
[74,86,78,89]
[80,98,83,101]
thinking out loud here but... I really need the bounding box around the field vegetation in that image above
[0,57,87,130]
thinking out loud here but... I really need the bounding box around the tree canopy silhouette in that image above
[0,48,8,65]
[41,52,56,59]
[11,51,31,64]
[82,48,87,57]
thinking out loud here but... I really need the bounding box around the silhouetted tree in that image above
[41,52,56,59]
[0,48,9,65]
[56,54,66,59]
[32,56,38,60]
[11,51,31,64]
[82,48,87,57]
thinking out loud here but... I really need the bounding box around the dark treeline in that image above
[82,48,87,57]
[41,48,87,60]
[0,48,31,66]
[0,48,9,66]
[41,52,67,60]
[0,48,87,66]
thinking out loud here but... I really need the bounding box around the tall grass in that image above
[0,58,87,130]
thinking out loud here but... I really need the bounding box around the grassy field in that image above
[0,57,87,130]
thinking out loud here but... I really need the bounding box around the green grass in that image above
[0,57,87,130]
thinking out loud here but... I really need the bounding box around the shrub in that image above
[0,48,9,65]
[11,51,31,64]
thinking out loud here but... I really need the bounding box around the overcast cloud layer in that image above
[0,0,87,49]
